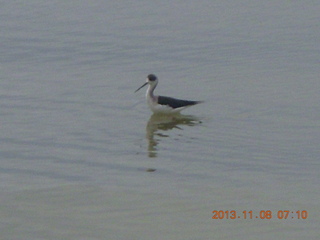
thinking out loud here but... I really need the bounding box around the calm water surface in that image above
[1,0,319,239]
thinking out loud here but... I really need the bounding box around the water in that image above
[1,0,319,239]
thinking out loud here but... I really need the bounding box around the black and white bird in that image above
[135,74,203,114]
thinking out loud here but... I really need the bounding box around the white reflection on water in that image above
[146,114,202,158]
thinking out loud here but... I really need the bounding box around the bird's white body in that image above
[145,85,193,114]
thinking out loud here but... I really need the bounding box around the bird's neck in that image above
[146,84,157,99]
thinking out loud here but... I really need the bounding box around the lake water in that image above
[1,0,319,239]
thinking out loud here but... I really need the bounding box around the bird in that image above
[135,74,203,114]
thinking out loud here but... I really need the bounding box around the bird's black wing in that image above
[158,96,201,109]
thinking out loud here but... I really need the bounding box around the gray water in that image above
[1,0,319,239]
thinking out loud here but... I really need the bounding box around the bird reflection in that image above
[146,113,202,158]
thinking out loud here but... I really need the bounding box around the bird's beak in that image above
[134,82,148,92]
